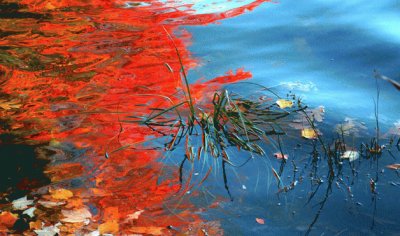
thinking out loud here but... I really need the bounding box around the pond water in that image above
[184,1,400,235]
[187,0,400,127]
[0,0,399,235]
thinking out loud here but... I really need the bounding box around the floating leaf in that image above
[65,198,84,209]
[301,128,317,139]
[61,208,91,223]
[256,218,265,224]
[128,226,164,235]
[276,99,293,109]
[386,164,400,170]
[50,188,73,200]
[274,152,288,160]
[0,211,18,228]
[38,200,66,208]
[23,207,36,218]
[34,222,61,236]
[29,220,42,230]
[85,230,100,236]
[340,151,359,162]
[99,221,119,234]
[12,196,34,210]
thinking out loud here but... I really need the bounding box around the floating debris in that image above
[61,208,92,224]
[301,128,318,139]
[255,218,265,225]
[99,221,119,234]
[386,164,400,170]
[50,188,74,200]
[340,151,359,162]
[22,207,36,218]
[276,99,293,109]
[34,223,61,236]
[12,196,34,210]
[274,152,289,160]
[38,200,66,208]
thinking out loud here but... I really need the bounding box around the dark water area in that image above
[0,134,50,201]
[0,0,399,235]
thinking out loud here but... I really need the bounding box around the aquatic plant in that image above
[107,28,322,200]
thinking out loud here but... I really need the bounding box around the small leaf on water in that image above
[274,152,288,160]
[61,208,92,223]
[99,220,119,234]
[50,188,73,200]
[12,196,34,210]
[23,207,36,218]
[0,211,18,228]
[29,220,42,230]
[386,164,400,170]
[301,128,317,139]
[340,151,359,162]
[256,218,265,224]
[276,99,293,109]
[38,200,66,208]
[129,226,164,235]
[34,222,61,236]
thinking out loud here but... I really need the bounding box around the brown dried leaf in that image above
[386,164,400,170]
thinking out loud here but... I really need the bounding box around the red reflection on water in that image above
[0,0,268,234]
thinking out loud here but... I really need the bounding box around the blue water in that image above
[186,0,400,128]
[181,1,400,235]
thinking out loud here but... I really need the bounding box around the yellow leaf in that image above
[50,188,73,200]
[99,221,119,234]
[276,99,293,109]
[301,128,317,139]
[129,226,164,235]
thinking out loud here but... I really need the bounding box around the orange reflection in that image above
[0,0,268,234]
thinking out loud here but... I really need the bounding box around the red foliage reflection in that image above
[0,0,268,234]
